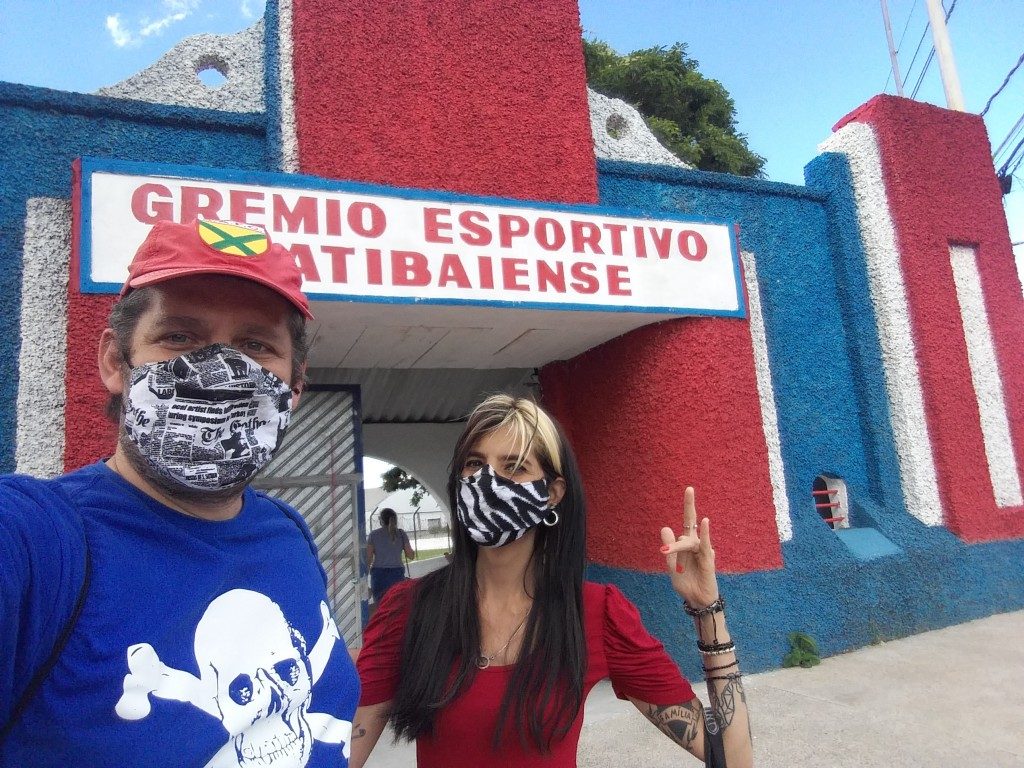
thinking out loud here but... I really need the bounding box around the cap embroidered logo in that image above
[197,220,270,257]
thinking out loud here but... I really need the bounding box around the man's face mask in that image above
[121,344,293,494]
[456,464,554,547]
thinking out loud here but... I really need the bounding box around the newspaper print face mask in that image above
[456,465,552,547]
[122,344,293,493]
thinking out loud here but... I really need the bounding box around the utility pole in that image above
[880,0,905,96]
[924,0,965,110]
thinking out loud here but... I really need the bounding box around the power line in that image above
[997,133,1024,177]
[981,50,1024,116]
[909,0,958,100]
[901,18,932,86]
[994,111,1024,162]
[883,2,917,93]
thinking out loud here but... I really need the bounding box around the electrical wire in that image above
[883,2,917,93]
[997,133,1024,177]
[909,0,958,100]
[981,50,1024,116]
[994,111,1024,163]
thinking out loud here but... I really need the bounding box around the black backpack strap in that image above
[1,541,91,741]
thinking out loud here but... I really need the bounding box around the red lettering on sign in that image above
[274,195,319,234]
[438,254,471,289]
[602,223,626,256]
[648,227,672,258]
[498,215,529,248]
[460,210,491,246]
[289,243,321,282]
[348,202,386,238]
[366,249,383,285]
[131,183,173,224]
[569,262,599,294]
[607,265,632,295]
[392,250,431,286]
[571,221,604,255]
[181,186,223,223]
[535,218,566,251]
[229,191,265,224]
[322,245,354,283]
[678,230,708,261]
[633,225,648,258]
[423,207,453,244]
[501,258,530,291]
[477,256,495,289]
[325,198,343,236]
[537,260,566,293]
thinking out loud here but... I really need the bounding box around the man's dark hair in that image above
[105,286,311,421]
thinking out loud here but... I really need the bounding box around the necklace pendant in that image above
[475,655,491,670]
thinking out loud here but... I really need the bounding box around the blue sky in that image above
[2,0,1022,278]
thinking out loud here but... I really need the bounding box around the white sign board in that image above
[78,158,745,317]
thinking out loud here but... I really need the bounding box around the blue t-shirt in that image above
[0,462,360,767]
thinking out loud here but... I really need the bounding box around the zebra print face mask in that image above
[456,465,553,547]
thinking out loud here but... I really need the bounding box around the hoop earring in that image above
[542,508,559,527]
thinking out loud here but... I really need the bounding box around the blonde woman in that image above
[366,508,415,604]
[352,396,752,767]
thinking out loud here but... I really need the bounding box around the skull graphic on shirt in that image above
[115,589,352,767]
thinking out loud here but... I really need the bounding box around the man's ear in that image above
[290,363,307,410]
[548,476,566,508]
[98,329,126,395]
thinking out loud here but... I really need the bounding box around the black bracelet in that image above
[702,659,739,673]
[697,639,736,655]
[684,596,725,617]
[706,671,744,682]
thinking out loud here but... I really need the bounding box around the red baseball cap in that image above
[120,219,314,319]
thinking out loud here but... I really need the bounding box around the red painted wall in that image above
[290,0,598,204]
[838,96,1024,541]
[541,317,783,574]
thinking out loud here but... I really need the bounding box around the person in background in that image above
[366,508,416,604]
[349,394,753,768]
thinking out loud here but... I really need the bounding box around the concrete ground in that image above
[363,609,1024,767]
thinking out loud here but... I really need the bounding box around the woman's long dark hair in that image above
[388,396,587,753]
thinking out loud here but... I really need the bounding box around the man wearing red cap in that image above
[1,220,360,766]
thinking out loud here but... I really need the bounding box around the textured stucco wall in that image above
[286,0,598,203]
[834,96,1024,542]
[0,83,271,472]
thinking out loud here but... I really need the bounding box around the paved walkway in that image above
[364,609,1024,767]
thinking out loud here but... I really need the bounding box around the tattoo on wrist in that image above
[641,700,702,747]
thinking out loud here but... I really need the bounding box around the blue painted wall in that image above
[0,82,272,472]
[593,158,1024,675]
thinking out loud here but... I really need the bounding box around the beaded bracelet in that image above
[697,640,736,655]
[684,596,726,617]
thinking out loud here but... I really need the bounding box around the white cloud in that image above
[106,0,201,48]
[106,14,136,47]
[240,0,255,19]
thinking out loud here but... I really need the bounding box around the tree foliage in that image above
[380,466,428,508]
[584,40,765,177]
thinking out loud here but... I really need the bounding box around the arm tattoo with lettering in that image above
[641,698,703,748]
[706,673,747,731]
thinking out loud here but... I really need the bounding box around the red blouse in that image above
[357,580,695,767]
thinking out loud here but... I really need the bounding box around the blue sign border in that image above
[78,156,747,319]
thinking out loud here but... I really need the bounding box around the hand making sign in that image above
[77,158,745,317]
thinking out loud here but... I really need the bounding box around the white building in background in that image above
[365,486,447,539]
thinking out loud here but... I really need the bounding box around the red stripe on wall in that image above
[541,317,783,573]
[289,0,598,203]
[847,96,1024,541]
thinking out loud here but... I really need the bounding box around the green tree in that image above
[584,40,765,177]
[380,466,428,508]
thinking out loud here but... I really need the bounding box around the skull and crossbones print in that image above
[115,589,352,767]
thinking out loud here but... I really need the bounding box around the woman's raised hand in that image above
[659,487,720,610]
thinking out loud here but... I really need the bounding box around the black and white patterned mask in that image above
[122,344,293,493]
[456,465,552,547]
